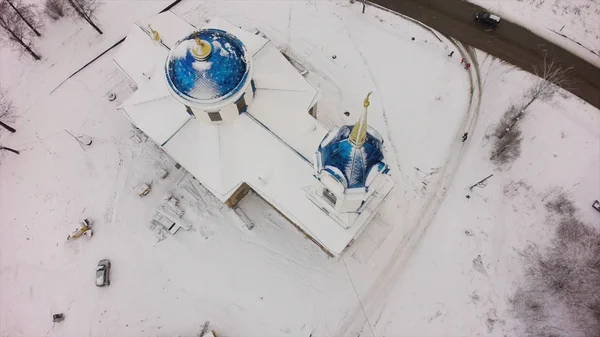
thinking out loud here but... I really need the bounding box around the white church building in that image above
[114,11,395,257]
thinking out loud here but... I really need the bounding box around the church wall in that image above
[244,84,254,106]
[219,103,240,122]
[225,182,251,208]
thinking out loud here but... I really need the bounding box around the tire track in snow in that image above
[104,146,124,225]
[335,38,482,336]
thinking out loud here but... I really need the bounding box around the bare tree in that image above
[490,126,522,165]
[44,0,66,20]
[511,194,600,337]
[65,0,102,34]
[489,56,572,166]
[545,192,577,219]
[493,104,525,141]
[490,104,523,165]
[0,2,41,60]
[197,321,210,337]
[0,121,15,132]
[5,0,42,37]
[0,86,16,133]
[494,57,571,141]
[523,55,572,110]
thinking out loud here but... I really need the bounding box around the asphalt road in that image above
[369,0,600,109]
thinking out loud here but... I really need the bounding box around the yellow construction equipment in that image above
[67,219,93,241]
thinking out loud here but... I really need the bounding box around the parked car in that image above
[475,11,501,28]
[96,259,111,287]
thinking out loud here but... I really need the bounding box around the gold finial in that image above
[191,36,212,60]
[363,91,372,108]
[148,25,160,42]
[349,92,372,148]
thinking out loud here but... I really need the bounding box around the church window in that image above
[207,111,222,122]
[323,188,337,206]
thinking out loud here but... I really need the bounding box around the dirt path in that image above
[368,0,600,109]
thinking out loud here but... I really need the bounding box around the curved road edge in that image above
[367,0,600,110]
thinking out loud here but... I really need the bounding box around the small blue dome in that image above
[165,29,250,104]
[318,125,386,189]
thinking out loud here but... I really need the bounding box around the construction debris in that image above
[67,219,93,241]
[151,213,181,235]
[161,195,185,219]
[157,168,169,179]
[135,183,151,197]
[78,135,92,146]
[150,196,190,235]
[469,174,493,191]
[234,206,255,230]
[130,127,148,144]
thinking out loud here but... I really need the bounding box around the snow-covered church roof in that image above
[318,125,386,189]
[165,29,252,109]
[317,93,388,189]
[112,11,392,256]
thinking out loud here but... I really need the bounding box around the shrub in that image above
[545,192,577,219]
[44,0,65,20]
[490,126,522,165]
[512,194,600,337]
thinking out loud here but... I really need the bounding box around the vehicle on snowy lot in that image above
[593,200,600,213]
[475,11,501,28]
[96,259,111,287]
[52,313,64,322]
[67,219,93,241]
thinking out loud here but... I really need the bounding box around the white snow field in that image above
[0,1,598,337]
[470,0,600,67]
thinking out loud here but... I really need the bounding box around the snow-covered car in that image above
[95,259,111,287]
[475,11,501,28]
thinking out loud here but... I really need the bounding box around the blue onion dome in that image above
[165,29,252,108]
[318,125,387,189]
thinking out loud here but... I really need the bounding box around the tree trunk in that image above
[522,95,537,110]
[0,121,16,133]
[498,110,524,140]
[6,0,41,37]
[67,0,103,34]
[490,145,507,161]
[0,146,20,154]
[2,25,41,60]
[85,17,103,34]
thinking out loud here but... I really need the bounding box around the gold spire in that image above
[148,25,161,42]
[349,92,372,148]
[191,36,212,60]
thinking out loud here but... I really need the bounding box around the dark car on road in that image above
[475,11,501,28]
[96,259,111,287]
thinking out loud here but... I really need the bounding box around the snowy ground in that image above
[1,1,598,337]
[470,0,600,67]
[359,52,600,337]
